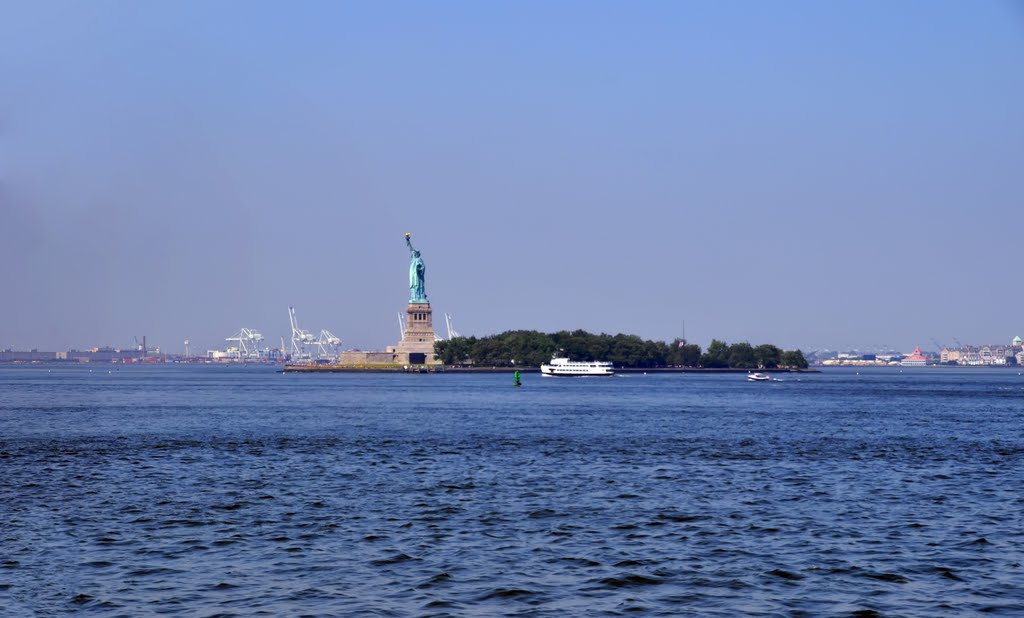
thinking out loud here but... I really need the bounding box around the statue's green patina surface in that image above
[405,233,427,303]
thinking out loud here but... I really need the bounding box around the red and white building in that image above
[900,347,928,366]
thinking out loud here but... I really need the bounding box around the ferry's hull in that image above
[540,368,615,377]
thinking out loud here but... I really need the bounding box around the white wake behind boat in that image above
[747,372,771,382]
[541,356,614,377]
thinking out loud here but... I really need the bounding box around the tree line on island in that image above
[434,330,808,369]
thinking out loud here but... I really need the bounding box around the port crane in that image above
[132,336,155,357]
[445,313,460,340]
[226,327,266,359]
[288,306,316,360]
[314,330,342,359]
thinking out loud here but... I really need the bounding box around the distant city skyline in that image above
[2,1,1022,353]
[7,330,1024,358]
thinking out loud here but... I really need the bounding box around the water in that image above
[1,365,1023,616]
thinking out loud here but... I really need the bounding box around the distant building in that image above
[900,347,928,366]
[940,336,1021,366]
[0,350,58,362]
[940,348,962,364]
[0,348,146,363]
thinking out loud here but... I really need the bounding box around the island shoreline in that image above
[281,365,819,374]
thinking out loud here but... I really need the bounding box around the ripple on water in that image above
[371,552,418,566]
[595,574,665,589]
[478,587,537,600]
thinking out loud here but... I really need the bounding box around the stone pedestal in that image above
[395,303,439,364]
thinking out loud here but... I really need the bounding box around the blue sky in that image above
[1,1,1022,354]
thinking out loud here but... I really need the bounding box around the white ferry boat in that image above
[540,356,614,377]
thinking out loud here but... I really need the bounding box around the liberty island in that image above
[284,231,810,373]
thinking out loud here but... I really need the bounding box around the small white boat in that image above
[541,356,614,377]
[747,372,771,382]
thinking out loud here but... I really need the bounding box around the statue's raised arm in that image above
[405,232,427,303]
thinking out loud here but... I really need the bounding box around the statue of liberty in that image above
[405,233,427,303]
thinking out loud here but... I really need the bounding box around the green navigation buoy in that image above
[514,370,522,387]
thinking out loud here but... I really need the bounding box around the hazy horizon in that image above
[2,1,1023,355]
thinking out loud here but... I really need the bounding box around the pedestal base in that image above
[395,303,439,364]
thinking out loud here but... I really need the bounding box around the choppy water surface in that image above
[1,366,1023,616]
